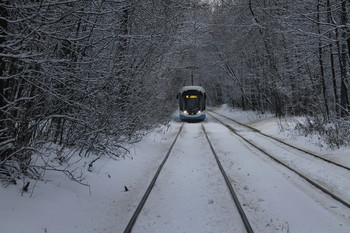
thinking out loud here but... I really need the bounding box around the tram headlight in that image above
[197,111,201,114]
[184,110,188,114]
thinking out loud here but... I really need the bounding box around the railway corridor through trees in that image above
[123,115,350,233]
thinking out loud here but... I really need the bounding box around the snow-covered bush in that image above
[295,116,350,148]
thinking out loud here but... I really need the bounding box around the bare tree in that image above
[198,0,350,146]
[0,0,188,185]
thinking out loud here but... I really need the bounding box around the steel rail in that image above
[209,113,350,209]
[209,110,350,171]
[202,124,254,233]
[123,123,184,233]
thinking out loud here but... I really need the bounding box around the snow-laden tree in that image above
[0,0,187,184]
[205,0,350,146]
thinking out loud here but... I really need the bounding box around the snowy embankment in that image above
[1,106,349,233]
[215,104,350,168]
[0,122,183,233]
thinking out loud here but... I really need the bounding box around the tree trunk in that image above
[339,0,349,117]
[327,0,339,116]
[317,0,329,119]
[0,2,8,161]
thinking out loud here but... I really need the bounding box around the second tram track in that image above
[209,110,350,171]
[208,111,350,209]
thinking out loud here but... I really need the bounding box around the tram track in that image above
[123,122,254,233]
[209,110,350,171]
[123,123,184,233]
[208,111,350,209]
[202,124,254,233]
[122,118,350,232]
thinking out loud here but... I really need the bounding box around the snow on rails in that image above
[123,112,350,233]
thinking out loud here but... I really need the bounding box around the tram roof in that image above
[179,85,205,93]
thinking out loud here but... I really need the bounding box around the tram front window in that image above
[182,91,203,114]
[185,96,199,112]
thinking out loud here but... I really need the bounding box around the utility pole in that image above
[186,66,199,85]
[185,2,199,86]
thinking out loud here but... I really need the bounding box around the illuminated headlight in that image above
[197,111,201,114]
[184,110,188,114]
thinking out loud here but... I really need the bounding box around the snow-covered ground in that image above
[215,105,350,168]
[1,106,350,233]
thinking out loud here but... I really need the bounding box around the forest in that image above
[1,0,350,184]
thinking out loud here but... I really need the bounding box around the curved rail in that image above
[208,112,350,209]
[209,110,350,171]
[123,123,184,233]
[202,124,254,233]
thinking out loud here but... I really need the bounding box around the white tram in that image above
[177,86,206,121]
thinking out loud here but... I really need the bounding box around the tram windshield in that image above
[179,90,205,114]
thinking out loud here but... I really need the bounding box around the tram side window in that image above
[179,96,184,111]
[202,93,206,110]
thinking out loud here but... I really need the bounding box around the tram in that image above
[177,86,206,121]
